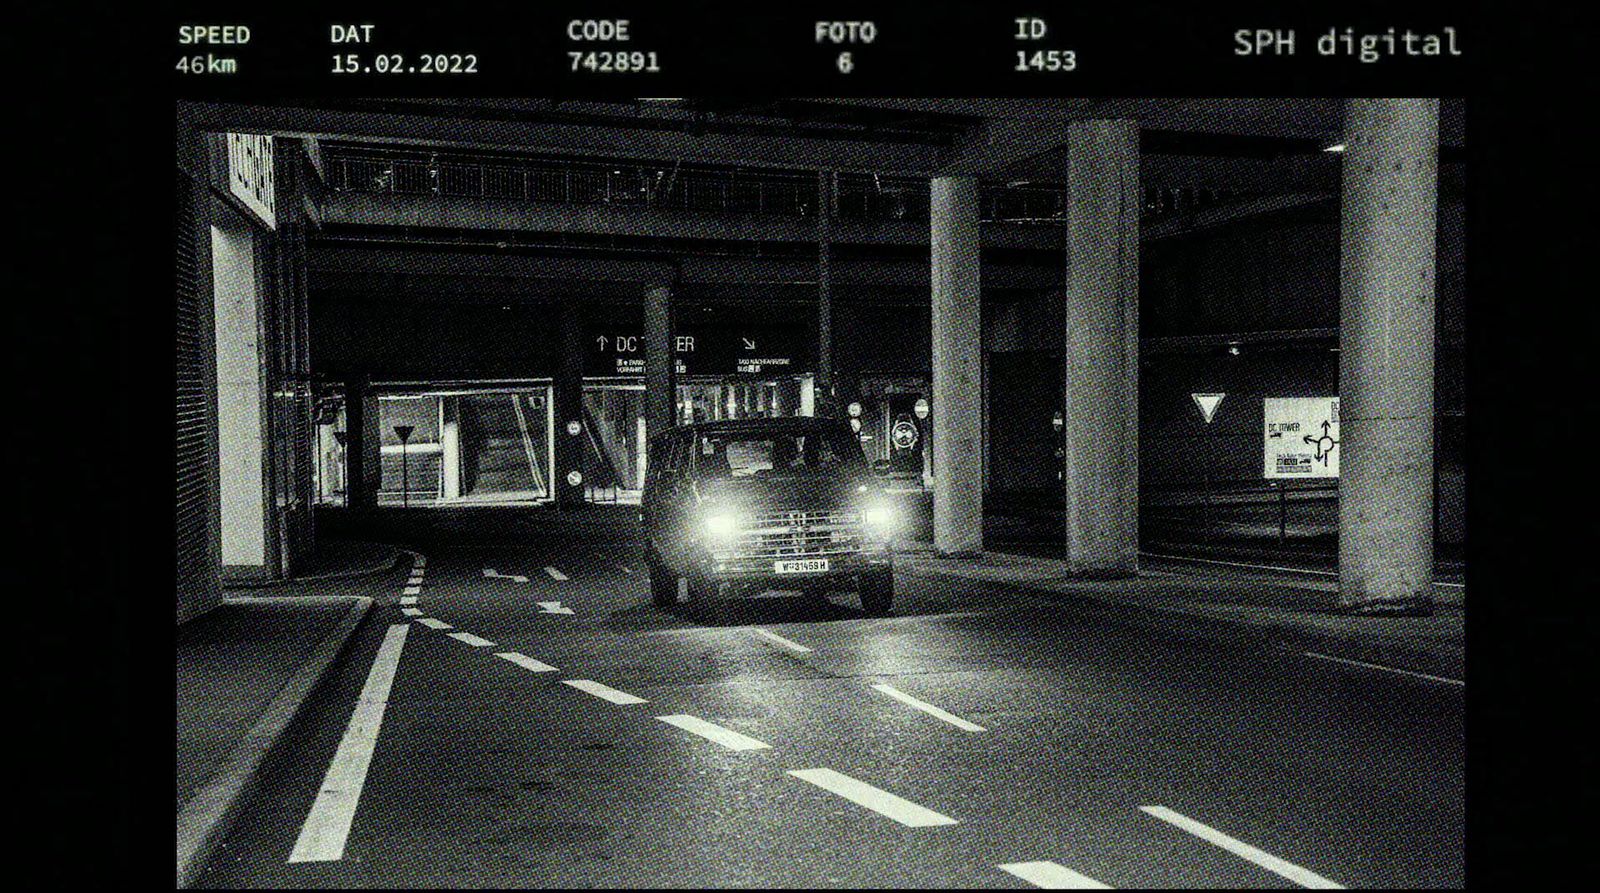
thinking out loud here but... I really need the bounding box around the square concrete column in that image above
[930,176,983,557]
[1337,98,1441,614]
[211,217,268,574]
[1063,119,1141,576]
[643,283,675,441]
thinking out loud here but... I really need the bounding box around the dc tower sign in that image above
[1264,397,1340,479]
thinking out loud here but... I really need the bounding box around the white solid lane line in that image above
[998,861,1113,889]
[656,715,772,751]
[399,596,417,606]
[289,623,409,863]
[448,632,496,647]
[544,566,569,581]
[1140,806,1344,889]
[561,679,647,705]
[787,768,958,828]
[400,607,422,617]
[1303,651,1464,686]
[753,628,813,653]
[416,618,452,630]
[870,683,987,732]
[495,652,557,673]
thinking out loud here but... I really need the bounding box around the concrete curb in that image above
[909,558,1464,683]
[175,595,374,888]
[223,542,402,590]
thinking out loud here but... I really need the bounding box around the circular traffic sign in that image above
[891,419,919,450]
[566,470,583,487]
[849,418,862,433]
[913,398,929,420]
[566,420,582,436]
[847,401,862,418]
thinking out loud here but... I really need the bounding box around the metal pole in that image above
[401,447,409,509]
[1203,470,1211,546]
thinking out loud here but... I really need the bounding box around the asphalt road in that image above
[199,518,1463,888]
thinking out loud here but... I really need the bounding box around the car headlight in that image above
[862,503,895,536]
[702,512,741,541]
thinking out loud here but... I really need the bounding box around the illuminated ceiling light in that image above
[1228,343,1241,356]
[1323,142,1346,153]
[638,97,684,102]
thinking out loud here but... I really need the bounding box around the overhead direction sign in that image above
[1191,393,1226,424]
[1264,397,1340,479]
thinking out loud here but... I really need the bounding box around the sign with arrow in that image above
[537,601,575,615]
[1191,393,1226,424]
[482,568,529,583]
[1264,397,1340,479]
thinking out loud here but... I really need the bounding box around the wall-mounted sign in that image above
[891,418,920,450]
[227,133,275,230]
[1264,397,1340,479]
[913,398,930,419]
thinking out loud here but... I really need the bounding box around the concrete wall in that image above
[212,215,268,570]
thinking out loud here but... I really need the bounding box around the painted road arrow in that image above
[483,568,530,583]
[537,601,575,615]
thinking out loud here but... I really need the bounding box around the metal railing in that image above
[327,149,1252,227]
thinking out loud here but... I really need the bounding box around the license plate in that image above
[775,558,829,574]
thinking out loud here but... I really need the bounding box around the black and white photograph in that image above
[67,4,1575,889]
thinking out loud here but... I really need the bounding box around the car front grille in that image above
[719,509,865,560]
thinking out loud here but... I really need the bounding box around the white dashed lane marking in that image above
[561,679,647,705]
[998,861,1113,889]
[752,628,813,653]
[870,683,987,732]
[787,768,958,828]
[400,607,422,617]
[544,566,569,581]
[1140,806,1345,889]
[402,586,420,596]
[416,618,452,630]
[447,632,496,647]
[495,652,557,673]
[288,623,409,863]
[655,715,772,751]
[399,596,417,606]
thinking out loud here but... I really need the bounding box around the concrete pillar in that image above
[930,176,983,557]
[212,217,268,572]
[1062,119,1141,577]
[1337,98,1441,614]
[555,304,586,507]
[441,397,461,500]
[643,283,675,441]
[817,170,835,416]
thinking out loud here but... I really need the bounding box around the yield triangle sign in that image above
[1191,393,1226,424]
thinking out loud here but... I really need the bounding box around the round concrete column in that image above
[1337,98,1441,614]
[643,283,675,441]
[1063,119,1141,577]
[930,176,983,557]
[555,305,586,507]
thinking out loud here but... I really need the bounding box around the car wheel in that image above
[859,569,893,616]
[648,554,677,608]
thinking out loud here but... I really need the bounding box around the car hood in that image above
[692,474,872,513]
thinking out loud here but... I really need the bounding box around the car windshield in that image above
[694,429,864,479]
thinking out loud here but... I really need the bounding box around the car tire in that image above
[648,553,677,608]
[859,569,893,616]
